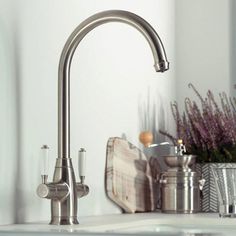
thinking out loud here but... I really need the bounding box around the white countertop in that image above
[0,213,236,235]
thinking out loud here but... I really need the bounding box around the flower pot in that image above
[195,163,236,212]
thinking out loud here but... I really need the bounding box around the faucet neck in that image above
[58,10,169,159]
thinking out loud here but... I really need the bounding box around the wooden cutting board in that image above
[105,137,158,213]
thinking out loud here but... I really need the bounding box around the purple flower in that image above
[160,84,236,163]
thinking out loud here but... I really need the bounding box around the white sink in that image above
[0,213,236,235]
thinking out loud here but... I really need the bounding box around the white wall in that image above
[0,0,19,224]
[230,0,236,96]
[0,0,176,224]
[175,0,231,110]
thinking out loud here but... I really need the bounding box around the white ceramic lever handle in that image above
[41,145,49,175]
[79,148,86,183]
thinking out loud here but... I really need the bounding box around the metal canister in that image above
[160,171,201,213]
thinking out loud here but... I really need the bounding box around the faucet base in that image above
[50,216,79,225]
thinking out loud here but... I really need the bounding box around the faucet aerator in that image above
[154,60,170,72]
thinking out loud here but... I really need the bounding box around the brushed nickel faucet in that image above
[37,10,169,225]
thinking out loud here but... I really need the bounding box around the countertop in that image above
[0,213,236,235]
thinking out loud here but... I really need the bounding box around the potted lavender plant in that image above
[160,83,236,212]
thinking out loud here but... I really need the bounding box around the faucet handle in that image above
[78,148,86,184]
[40,145,49,183]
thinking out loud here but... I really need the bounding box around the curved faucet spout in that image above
[58,10,169,159]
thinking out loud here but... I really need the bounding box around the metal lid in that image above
[162,171,199,178]
[163,154,196,172]
[160,171,200,185]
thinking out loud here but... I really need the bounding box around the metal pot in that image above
[160,171,202,213]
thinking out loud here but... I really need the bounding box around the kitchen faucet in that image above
[37,10,169,225]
